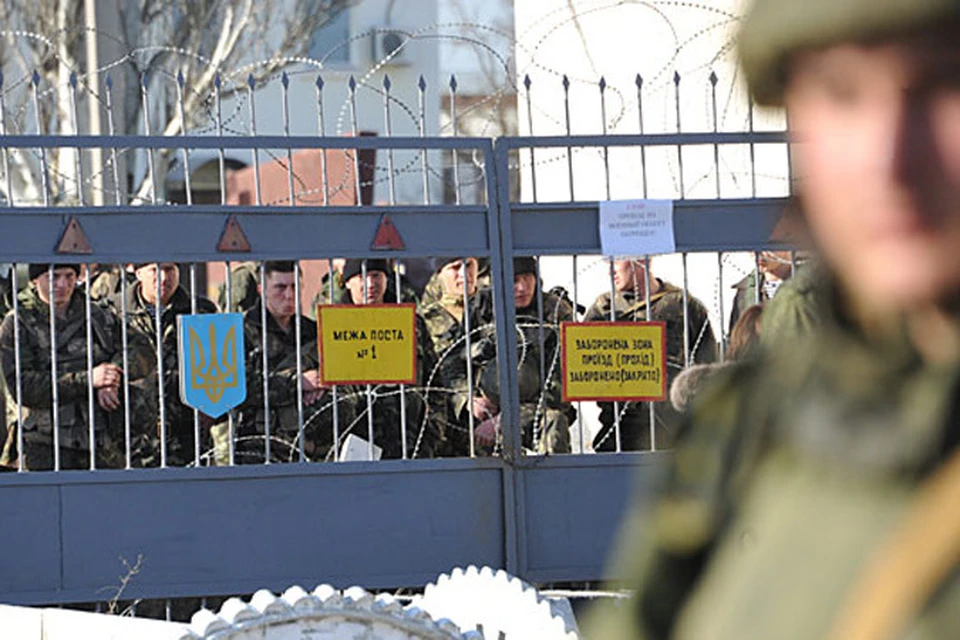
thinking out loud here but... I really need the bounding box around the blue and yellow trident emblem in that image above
[178,314,246,418]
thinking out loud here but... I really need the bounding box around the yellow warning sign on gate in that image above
[561,321,666,402]
[317,304,417,385]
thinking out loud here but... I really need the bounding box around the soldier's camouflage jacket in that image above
[510,289,575,454]
[88,265,137,305]
[588,275,960,640]
[422,286,574,456]
[0,286,124,469]
[122,283,218,466]
[230,304,356,463]
[420,287,496,456]
[216,261,260,314]
[584,280,717,451]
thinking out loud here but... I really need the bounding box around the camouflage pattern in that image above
[0,286,124,470]
[587,276,960,640]
[216,304,356,464]
[584,279,717,451]
[759,264,827,350]
[122,283,218,467]
[88,265,137,304]
[420,287,496,456]
[216,261,260,314]
[510,288,575,454]
[338,313,444,459]
[421,285,573,456]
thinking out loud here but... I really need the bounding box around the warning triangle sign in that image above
[371,214,405,251]
[55,216,93,254]
[217,215,251,252]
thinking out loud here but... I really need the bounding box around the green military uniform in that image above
[0,286,124,470]
[123,283,218,466]
[585,280,717,451]
[422,283,573,456]
[216,261,260,314]
[506,287,575,454]
[223,303,354,464]
[88,265,137,304]
[588,0,960,637]
[420,286,497,457]
[759,264,826,349]
[339,313,444,459]
[590,278,960,639]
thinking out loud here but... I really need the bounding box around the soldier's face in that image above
[612,260,646,294]
[514,273,537,309]
[346,271,387,305]
[786,29,960,309]
[262,270,297,320]
[136,263,180,306]
[439,258,478,298]
[34,268,77,307]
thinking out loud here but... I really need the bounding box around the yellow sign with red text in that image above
[317,304,417,385]
[561,321,666,402]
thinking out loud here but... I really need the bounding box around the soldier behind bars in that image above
[121,262,218,467]
[473,257,574,455]
[584,258,716,451]
[589,1,960,638]
[420,257,496,457]
[335,259,442,458]
[224,261,349,463]
[0,264,124,471]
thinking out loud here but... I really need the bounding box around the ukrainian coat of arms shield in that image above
[178,313,247,418]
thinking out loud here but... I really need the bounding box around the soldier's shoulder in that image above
[196,296,219,313]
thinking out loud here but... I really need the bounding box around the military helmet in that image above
[740,0,960,105]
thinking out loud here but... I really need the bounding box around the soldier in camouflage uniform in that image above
[474,257,575,454]
[421,257,572,456]
[87,264,137,304]
[216,261,260,314]
[310,258,420,316]
[221,261,352,464]
[335,259,442,459]
[420,257,494,457]
[589,2,960,639]
[0,264,124,470]
[122,263,218,466]
[585,259,716,451]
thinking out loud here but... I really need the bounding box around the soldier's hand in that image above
[472,395,499,421]
[97,386,120,412]
[475,414,501,447]
[304,389,326,406]
[92,363,122,389]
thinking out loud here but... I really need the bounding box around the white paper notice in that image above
[599,199,676,257]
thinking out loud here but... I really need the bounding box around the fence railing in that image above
[0,69,793,608]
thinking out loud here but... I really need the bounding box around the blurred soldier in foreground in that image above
[124,262,218,466]
[336,259,441,458]
[585,258,716,451]
[591,1,960,639]
[223,261,342,464]
[0,264,123,470]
